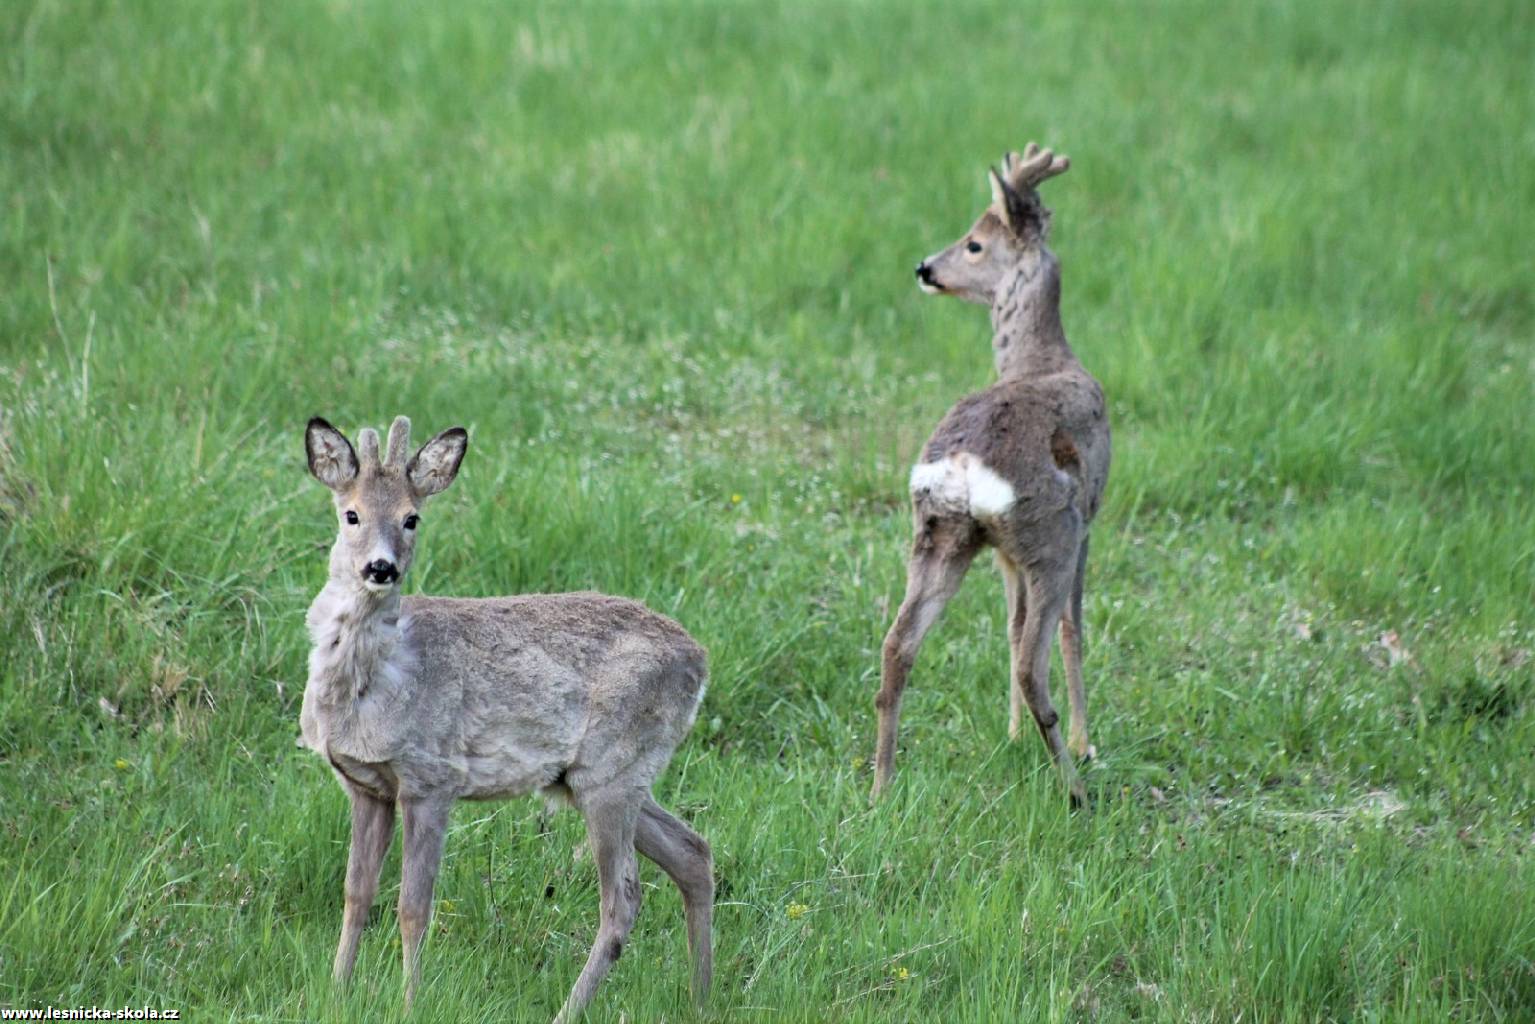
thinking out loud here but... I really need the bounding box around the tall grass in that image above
[2,0,1533,1019]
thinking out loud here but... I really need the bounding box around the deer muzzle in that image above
[363,559,400,586]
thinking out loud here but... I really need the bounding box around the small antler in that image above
[356,428,381,469]
[384,416,412,469]
[1002,142,1070,193]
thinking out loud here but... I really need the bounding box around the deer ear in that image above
[988,166,1013,226]
[990,166,1039,239]
[306,417,359,490]
[988,166,1031,233]
[407,427,469,497]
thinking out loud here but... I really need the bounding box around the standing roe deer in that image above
[299,415,712,1023]
[873,144,1111,806]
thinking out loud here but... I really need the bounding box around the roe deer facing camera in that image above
[298,416,712,1023]
[873,144,1111,806]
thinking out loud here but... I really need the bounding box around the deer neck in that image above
[302,574,408,723]
[990,249,1075,380]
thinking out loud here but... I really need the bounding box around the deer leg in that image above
[635,796,713,1004]
[333,784,395,983]
[873,531,978,799]
[554,795,642,1024]
[1060,537,1094,762]
[1014,567,1087,807]
[1000,555,1028,741]
[397,796,451,1008]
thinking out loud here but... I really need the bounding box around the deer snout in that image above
[915,261,944,294]
[363,559,399,586]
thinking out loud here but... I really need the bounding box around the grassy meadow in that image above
[3,0,1534,1019]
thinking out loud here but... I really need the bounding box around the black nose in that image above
[364,559,399,585]
[915,262,935,284]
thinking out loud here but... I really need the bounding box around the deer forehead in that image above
[335,470,419,517]
[971,210,1008,236]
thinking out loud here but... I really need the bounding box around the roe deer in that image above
[873,144,1111,806]
[298,416,712,1023]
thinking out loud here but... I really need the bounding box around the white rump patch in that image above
[908,453,1016,519]
[966,461,1017,517]
[908,461,953,495]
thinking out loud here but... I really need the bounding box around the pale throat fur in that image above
[298,565,415,757]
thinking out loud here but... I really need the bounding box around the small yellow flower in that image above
[113,758,131,771]
[892,965,911,981]
[439,899,456,913]
[730,493,743,504]
[786,902,809,920]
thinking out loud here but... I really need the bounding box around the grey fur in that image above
[876,145,1111,806]
[299,416,712,1023]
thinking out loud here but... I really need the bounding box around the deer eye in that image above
[344,510,359,525]
[965,240,983,253]
[403,514,419,530]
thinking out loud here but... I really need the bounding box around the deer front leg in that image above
[397,797,451,1008]
[333,784,395,984]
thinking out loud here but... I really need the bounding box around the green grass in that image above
[3,0,1534,1020]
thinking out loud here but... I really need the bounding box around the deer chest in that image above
[325,748,399,801]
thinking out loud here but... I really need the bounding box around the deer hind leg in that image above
[1000,554,1029,741]
[1060,536,1094,762]
[554,794,642,1024]
[333,784,396,984]
[397,797,451,1008]
[873,522,979,799]
[635,796,713,1004]
[1013,562,1087,807]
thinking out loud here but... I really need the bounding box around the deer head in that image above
[914,143,1070,305]
[305,416,468,593]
